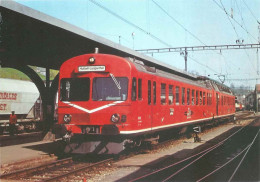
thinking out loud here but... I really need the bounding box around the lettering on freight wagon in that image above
[0,104,7,110]
[0,92,17,100]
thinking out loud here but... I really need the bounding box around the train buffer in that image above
[193,126,201,143]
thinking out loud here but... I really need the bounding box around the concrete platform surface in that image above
[91,116,256,182]
[0,140,59,166]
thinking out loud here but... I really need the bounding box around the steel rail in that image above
[43,158,113,182]
[130,113,255,182]
[0,157,73,179]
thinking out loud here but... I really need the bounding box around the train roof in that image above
[128,58,233,95]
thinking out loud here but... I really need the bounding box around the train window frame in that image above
[161,83,166,105]
[153,81,156,105]
[200,91,202,105]
[148,80,151,105]
[60,78,90,102]
[138,79,142,100]
[169,85,174,105]
[92,77,128,101]
[176,86,180,105]
[187,88,190,105]
[191,89,195,105]
[203,92,205,105]
[196,90,199,105]
[131,77,137,101]
[182,87,186,105]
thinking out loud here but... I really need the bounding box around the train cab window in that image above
[182,88,185,105]
[200,91,202,105]
[60,78,90,101]
[153,82,156,105]
[92,77,128,101]
[161,83,166,105]
[138,79,142,100]
[176,86,180,105]
[203,92,205,105]
[196,90,199,105]
[187,89,190,105]
[131,78,137,101]
[148,80,151,105]
[221,96,223,105]
[169,85,174,105]
[192,90,195,105]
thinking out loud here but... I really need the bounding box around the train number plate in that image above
[78,66,105,72]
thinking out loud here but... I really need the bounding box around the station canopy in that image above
[0,0,196,79]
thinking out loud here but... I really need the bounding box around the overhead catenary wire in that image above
[212,0,258,42]
[151,0,207,46]
[242,0,259,24]
[218,0,257,74]
[151,0,232,74]
[89,0,173,47]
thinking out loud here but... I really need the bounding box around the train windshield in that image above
[60,78,90,101]
[92,77,128,101]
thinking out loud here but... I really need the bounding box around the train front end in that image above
[57,53,132,154]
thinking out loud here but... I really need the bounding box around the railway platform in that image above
[93,114,260,182]
[0,137,63,170]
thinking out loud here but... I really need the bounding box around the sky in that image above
[15,0,260,89]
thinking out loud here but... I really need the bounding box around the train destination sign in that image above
[78,66,105,72]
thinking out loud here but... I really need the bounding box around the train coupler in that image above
[63,132,73,142]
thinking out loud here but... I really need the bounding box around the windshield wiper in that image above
[110,73,121,90]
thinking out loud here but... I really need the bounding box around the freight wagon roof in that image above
[0,78,39,94]
[0,1,197,81]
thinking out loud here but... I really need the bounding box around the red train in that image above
[56,53,235,154]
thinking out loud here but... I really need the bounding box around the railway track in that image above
[0,112,255,181]
[0,156,113,181]
[130,116,260,182]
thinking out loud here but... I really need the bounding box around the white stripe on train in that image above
[62,101,124,113]
[120,113,234,134]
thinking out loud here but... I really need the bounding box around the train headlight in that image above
[111,113,120,123]
[64,114,72,123]
[89,57,95,64]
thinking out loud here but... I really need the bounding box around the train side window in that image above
[138,79,142,100]
[203,92,205,105]
[192,89,195,105]
[161,83,166,105]
[182,88,185,105]
[131,77,137,101]
[153,81,156,105]
[176,86,180,105]
[169,85,173,105]
[200,91,202,105]
[207,93,209,105]
[148,80,151,105]
[187,89,190,105]
[196,91,199,105]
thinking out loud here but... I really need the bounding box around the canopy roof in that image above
[0,0,196,80]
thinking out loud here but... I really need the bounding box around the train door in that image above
[216,93,219,116]
[151,81,163,129]
[151,81,158,128]
[147,80,153,129]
